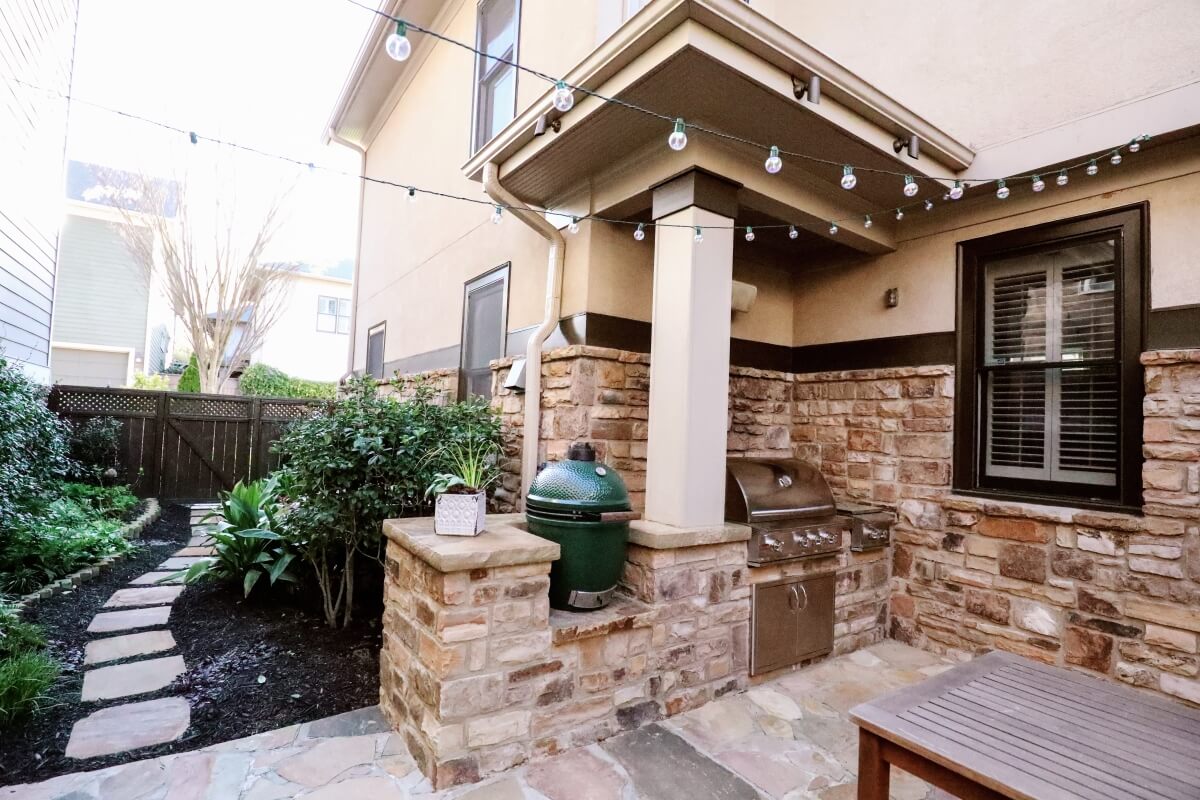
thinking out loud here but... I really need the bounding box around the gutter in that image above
[327,127,368,376]
[482,162,565,504]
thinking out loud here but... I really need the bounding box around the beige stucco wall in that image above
[792,136,1200,346]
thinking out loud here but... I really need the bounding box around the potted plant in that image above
[425,429,501,536]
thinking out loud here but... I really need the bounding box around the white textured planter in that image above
[434,491,487,536]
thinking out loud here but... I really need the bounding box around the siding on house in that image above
[0,0,77,381]
[51,214,149,357]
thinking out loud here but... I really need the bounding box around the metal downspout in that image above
[482,162,565,505]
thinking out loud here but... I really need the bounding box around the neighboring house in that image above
[1,0,78,382]
[248,261,353,383]
[51,162,179,387]
[326,0,1200,747]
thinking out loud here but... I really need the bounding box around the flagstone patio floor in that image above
[3,641,964,800]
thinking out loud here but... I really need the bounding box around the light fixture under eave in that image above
[892,136,920,160]
[792,74,821,104]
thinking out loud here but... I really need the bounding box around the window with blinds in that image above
[982,239,1119,487]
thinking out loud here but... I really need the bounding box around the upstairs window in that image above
[366,322,386,378]
[317,296,351,334]
[459,265,508,399]
[472,0,519,152]
[956,206,1145,509]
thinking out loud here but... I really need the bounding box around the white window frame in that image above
[317,295,351,335]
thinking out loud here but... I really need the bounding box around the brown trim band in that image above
[1148,304,1200,351]
[792,332,956,372]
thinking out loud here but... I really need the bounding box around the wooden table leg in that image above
[857,728,891,800]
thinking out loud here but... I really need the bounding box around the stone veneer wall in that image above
[489,346,793,511]
[379,368,459,404]
[795,351,1200,707]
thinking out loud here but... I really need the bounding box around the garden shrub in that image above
[273,375,501,627]
[177,354,201,393]
[239,363,336,399]
[0,604,57,727]
[131,372,169,390]
[67,416,123,483]
[0,356,72,531]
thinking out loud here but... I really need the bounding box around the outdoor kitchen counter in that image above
[382,513,560,572]
[628,519,750,549]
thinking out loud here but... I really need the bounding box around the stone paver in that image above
[64,697,191,759]
[18,641,960,798]
[159,556,210,570]
[81,655,186,701]
[129,571,185,585]
[103,585,184,608]
[87,605,171,633]
[84,630,177,665]
[175,545,216,556]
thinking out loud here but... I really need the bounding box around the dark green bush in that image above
[177,354,201,393]
[68,416,123,484]
[273,375,501,627]
[61,482,138,517]
[0,356,72,530]
[240,363,336,399]
[0,604,57,727]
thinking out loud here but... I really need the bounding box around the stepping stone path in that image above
[65,504,217,760]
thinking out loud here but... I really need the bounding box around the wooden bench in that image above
[849,650,1200,800]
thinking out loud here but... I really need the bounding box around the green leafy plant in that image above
[131,372,170,390]
[0,355,73,531]
[425,427,501,497]
[273,375,501,627]
[61,483,138,517]
[0,604,46,661]
[177,354,201,393]
[239,363,336,399]
[0,604,57,727]
[167,478,296,597]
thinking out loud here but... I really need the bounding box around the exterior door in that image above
[460,266,508,399]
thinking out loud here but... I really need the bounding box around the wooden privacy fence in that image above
[48,386,326,500]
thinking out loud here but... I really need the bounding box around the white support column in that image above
[644,204,734,528]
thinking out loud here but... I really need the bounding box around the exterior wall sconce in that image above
[893,136,920,160]
[534,114,562,137]
[885,287,900,308]
[792,74,821,104]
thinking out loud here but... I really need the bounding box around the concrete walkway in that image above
[62,506,216,761]
[6,642,961,799]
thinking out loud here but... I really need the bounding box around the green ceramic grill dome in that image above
[525,443,633,611]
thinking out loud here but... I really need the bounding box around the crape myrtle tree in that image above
[111,169,296,394]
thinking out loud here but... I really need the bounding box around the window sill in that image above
[949,488,1143,518]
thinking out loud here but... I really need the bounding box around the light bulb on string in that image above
[491,205,503,224]
[1031,175,1045,193]
[895,208,904,221]
[744,226,755,242]
[829,222,838,235]
[840,165,857,190]
[996,180,1009,200]
[1110,149,1122,166]
[764,146,782,174]
[949,180,964,200]
[668,118,688,151]
[903,175,919,197]
[1056,169,1069,187]
[385,21,412,61]
[407,186,417,203]
[1087,159,1099,176]
[188,131,198,145]
[553,81,574,113]
[568,217,579,234]
[924,199,934,211]
[788,225,799,240]
[693,226,703,243]
[863,215,873,229]
[1128,138,1141,153]
[633,223,645,241]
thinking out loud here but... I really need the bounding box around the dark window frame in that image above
[470,0,521,154]
[458,263,510,400]
[954,204,1147,512]
[365,322,386,379]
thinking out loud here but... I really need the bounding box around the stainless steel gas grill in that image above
[725,459,851,566]
[725,458,852,675]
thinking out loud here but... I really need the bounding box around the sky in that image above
[67,0,374,268]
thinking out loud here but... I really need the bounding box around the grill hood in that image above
[725,458,836,524]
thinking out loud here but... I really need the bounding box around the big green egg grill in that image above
[525,442,636,611]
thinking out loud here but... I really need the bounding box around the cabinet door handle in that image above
[788,586,800,610]
[797,584,809,611]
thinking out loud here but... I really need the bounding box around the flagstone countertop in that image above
[382,514,560,572]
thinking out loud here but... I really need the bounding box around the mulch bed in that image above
[0,503,382,788]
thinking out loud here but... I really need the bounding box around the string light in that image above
[995,179,1009,200]
[895,208,904,221]
[924,199,934,211]
[407,186,417,202]
[385,21,412,61]
[491,205,503,224]
[840,165,857,190]
[744,226,755,242]
[788,225,799,240]
[902,175,918,197]
[693,226,703,243]
[1110,149,1122,166]
[568,217,579,234]
[553,81,574,113]
[949,180,964,200]
[188,131,198,145]
[668,118,688,151]
[764,146,782,174]
[829,222,839,235]
[1056,169,1069,187]
[1128,136,1142,153]
[863,215,872,229]
[1031,175,1045,192]
[633,223,646,241]
[1087,159,1099,176]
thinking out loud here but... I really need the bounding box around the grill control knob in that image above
[764,535,783,553]
[805,533,820,547]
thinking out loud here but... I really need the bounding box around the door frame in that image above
[458,263,510,400]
